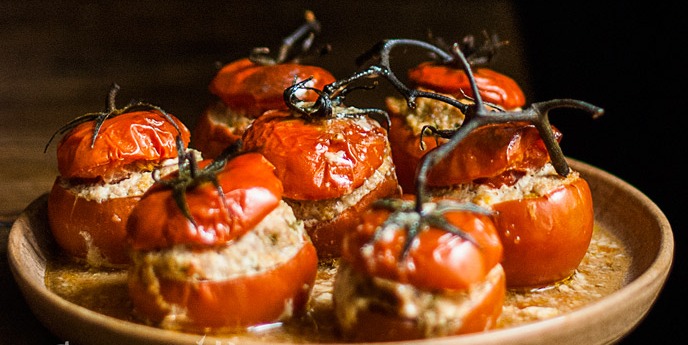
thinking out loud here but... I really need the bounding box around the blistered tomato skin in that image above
[341,203,503,291]
[56,110,190,180]
[209,58,336,118]
[493,177,594,288]
[126,153,283,250]
[408,63,526,110]
[242,109,390,200]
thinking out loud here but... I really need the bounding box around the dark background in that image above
[1,1,685,344]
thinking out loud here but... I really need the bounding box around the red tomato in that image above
[209,58,336,118]
[425,122,562,187]
[193,58,336,159]
[341,198,503,291]
[48,108,190,266]
[56,110,190,182]
[128,238,317,331]
[408,62,526,110]
[127,153,283,250]
[242,109,391,200]
[492,176,594,287]
[126,152,318,330]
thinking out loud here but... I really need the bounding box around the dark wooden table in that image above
[2,1,685,344]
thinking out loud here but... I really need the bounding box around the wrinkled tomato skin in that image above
[341,199,503,291]
[493,177,594,288]
[127,153,283,250]
[56,110,190,181]
[128,240,317,330]
[426,123,561,187]
[408,63,526,110]
[242,109,390,200]
[209,58,336,118]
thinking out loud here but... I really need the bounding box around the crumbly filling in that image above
[205,101,254,134]
[285,153,395,227]
[60,150,202,203]
[386,90,469,134]
[333,262,504,338]
[430,163,581,207]
[131,201,307,281]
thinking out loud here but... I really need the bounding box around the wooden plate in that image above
[7,159,673,345]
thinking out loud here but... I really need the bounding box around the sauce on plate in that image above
[45,225,629,342]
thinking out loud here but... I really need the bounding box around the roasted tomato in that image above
[424,122,562,187]
[242,108,401,258]
[425,122,593,288]
[334,197,505,341]
[47,92,190,267]
[490,175,594,287]
[192,11,336,159]
[386,94,467,194]
[408,63,525,110]
[127,151,318,331]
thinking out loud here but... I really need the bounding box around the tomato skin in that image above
[127,153,283,250]
[390,119,561,193]
[56,110,189,181]
[305,172,401,259]
[492,177,594,288]
[128,239,317,331]
[47,178,138,266]
[334,259,506,341]
[242,109,390,200]
[341,198,503,291]
[408,63,526,110]
[209,58,336,118]
[425,123,562,187]
[190,102,243,159]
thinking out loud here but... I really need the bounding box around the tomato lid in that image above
[242,109,390,200]
[409,63,526,110]
[127,152,283,250]
[56,110,190,181]
[209,58,336,118]
[342,198,503,291]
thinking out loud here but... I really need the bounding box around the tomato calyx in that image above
[248,10,330,66]
[152,138,243,226]
[369,198,490,258]
[351,38,604,185]
[428,30,507,69]
[44,83,184,152]
[283,77,391,131]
